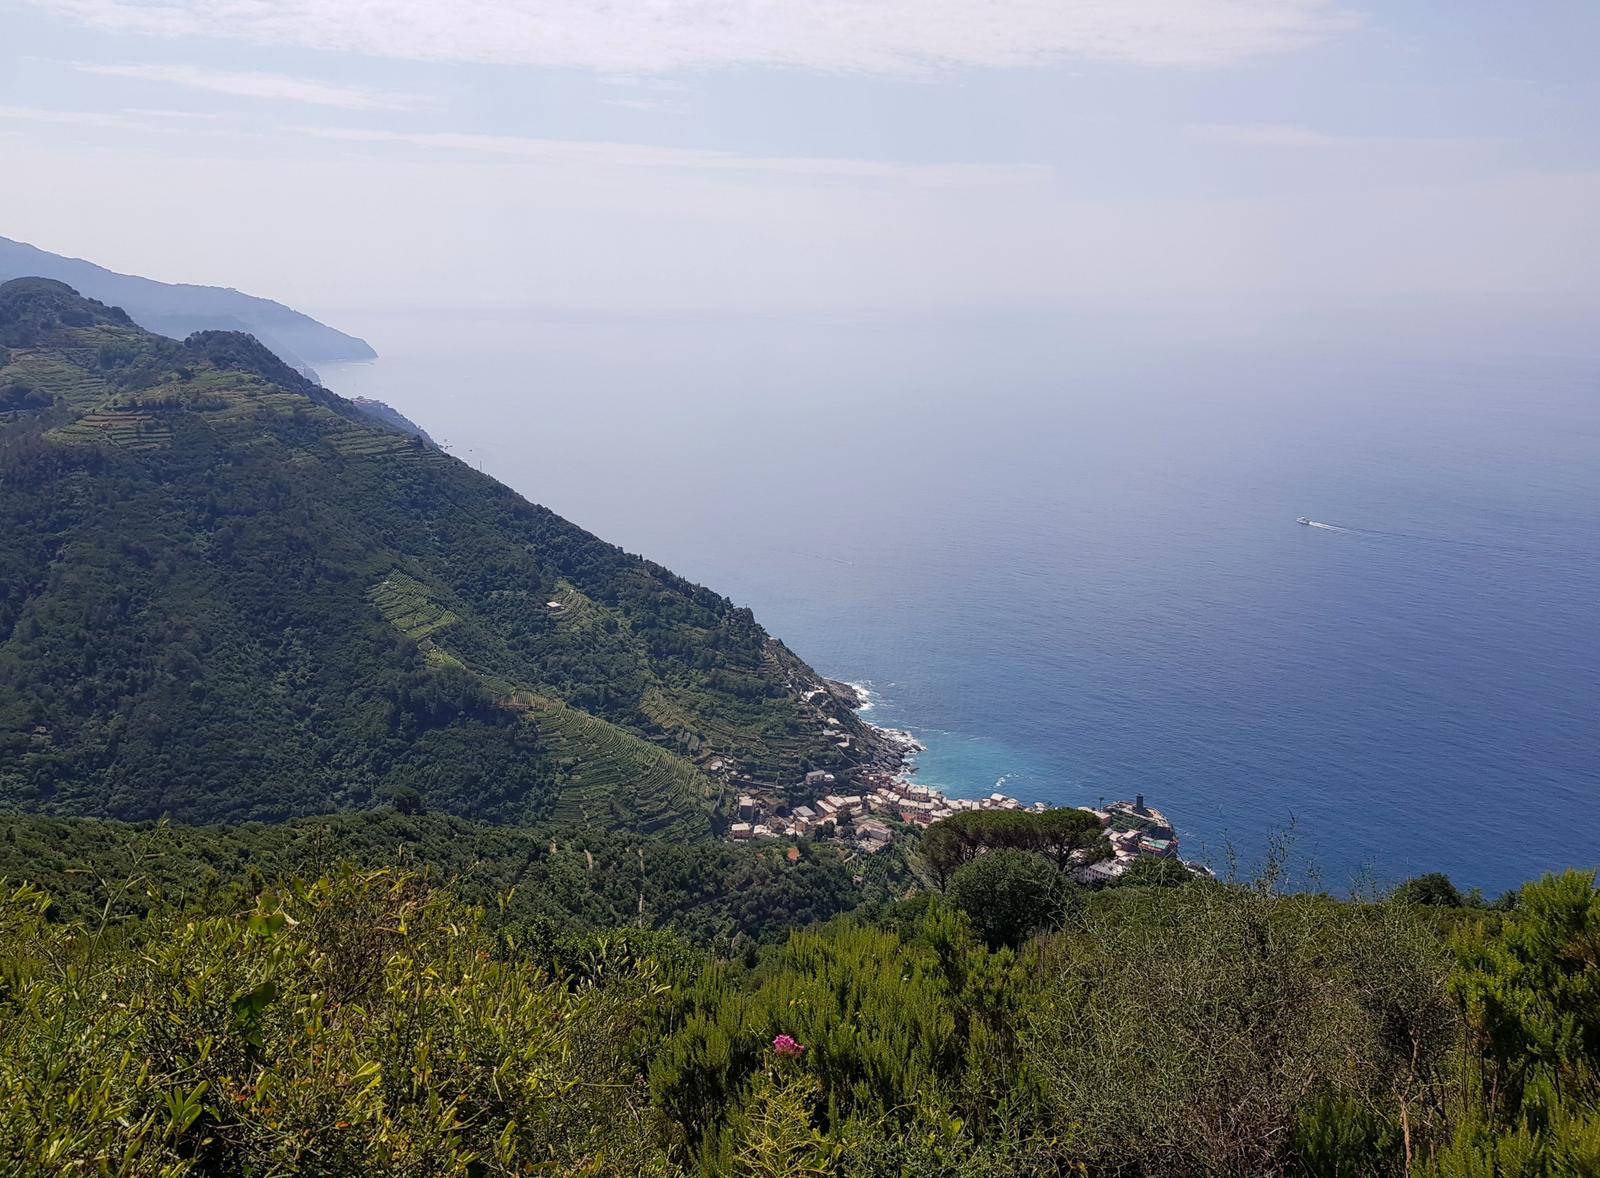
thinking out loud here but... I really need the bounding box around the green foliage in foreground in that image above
[0,870,669,1174]
[1,846,1595,1175]
[0,808,877,946]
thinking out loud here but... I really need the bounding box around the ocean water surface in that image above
[324,310,1600,896]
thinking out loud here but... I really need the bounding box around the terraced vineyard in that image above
[368,572,460,642]
[641,686,816,778]
[366,570,713,836]
[546,594,853,781]
[48,408,172,450]
[544,581,595,627]
[512,693,710,838]
[324,418,427,460]
[175,376,307,419]
[0,349,112,409]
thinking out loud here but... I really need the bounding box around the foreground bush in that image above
[1027,880,1459,1175]
[650,905,1055,1173]
[1,855,1595,1175]
[1423,869,1600,1176]
[0,870,667,1175]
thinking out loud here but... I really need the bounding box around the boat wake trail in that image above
[1298,517,1508,551]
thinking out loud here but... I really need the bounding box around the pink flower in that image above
[772,1034,805,1058]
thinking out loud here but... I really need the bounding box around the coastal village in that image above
[725,774,1189,881]
[713,672,1197,881]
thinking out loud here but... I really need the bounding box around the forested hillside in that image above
[0,809,879,946]
[0,278,873,830]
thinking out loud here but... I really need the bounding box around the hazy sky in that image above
[2,0,1598,326]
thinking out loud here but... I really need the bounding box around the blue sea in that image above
[324,310,1600,897]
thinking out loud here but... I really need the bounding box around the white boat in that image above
[1296,516,1312,525]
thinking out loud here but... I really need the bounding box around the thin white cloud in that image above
[0,103,152,130]
[72,62,425,111]
[1187,123,1369,148]
[1187,123,1484,151]
[30,0,1357,72]
[121,107,222,120]
[298,125,1046,186]
[602,97,688,115]
[598,75,694,93]
[598,75,693,111]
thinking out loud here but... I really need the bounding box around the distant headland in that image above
[0,234,375,380]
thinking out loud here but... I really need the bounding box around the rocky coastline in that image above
[782,678,1201,879]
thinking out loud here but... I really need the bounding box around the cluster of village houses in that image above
[1073,796,1183,882]
[720,682,1195,876]
[728,766,1189,879]
[730,767,1064,855]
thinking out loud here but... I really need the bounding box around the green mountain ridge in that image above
[0,278,876,833]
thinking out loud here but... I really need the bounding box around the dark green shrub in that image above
[947,849,1068,949]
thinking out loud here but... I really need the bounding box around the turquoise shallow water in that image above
[325,311,1600,896]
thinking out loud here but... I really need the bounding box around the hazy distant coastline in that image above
[0,234,375,380]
